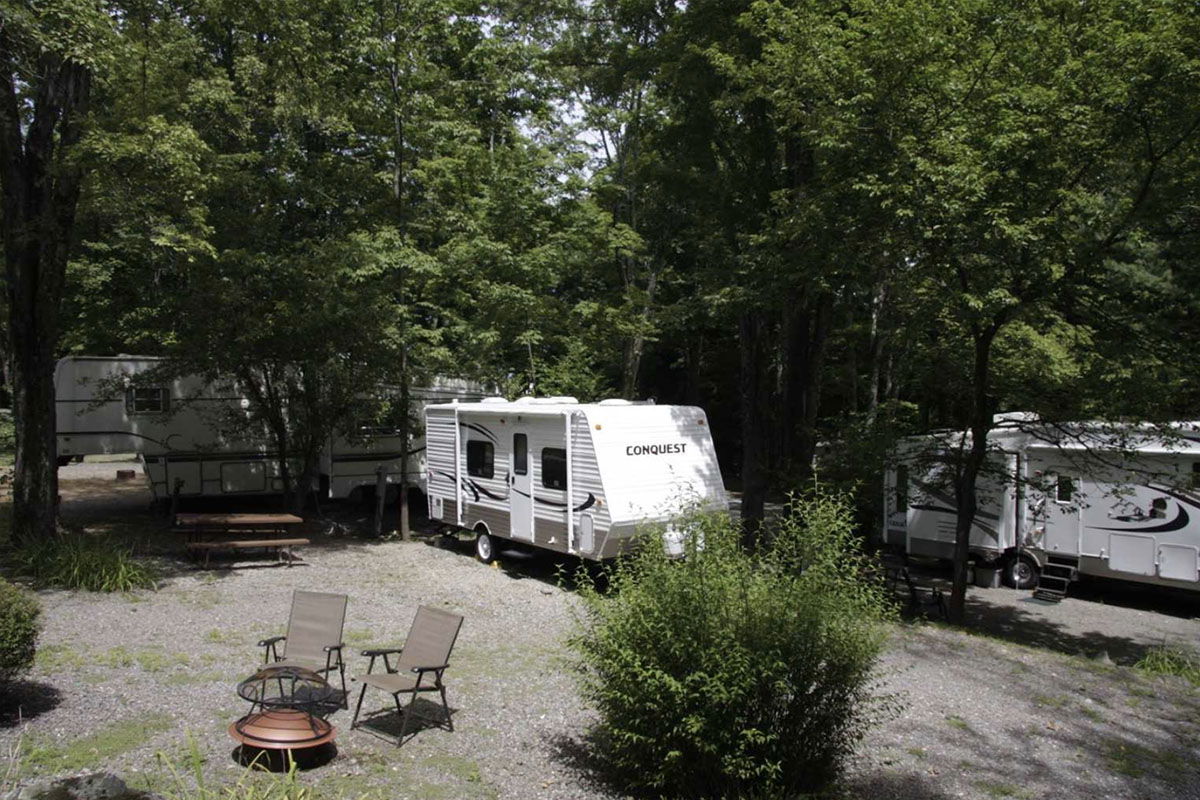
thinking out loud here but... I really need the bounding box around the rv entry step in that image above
[1033,555,1078,602]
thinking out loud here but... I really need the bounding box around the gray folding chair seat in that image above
[351,605,463,746]
[257,590,348,707]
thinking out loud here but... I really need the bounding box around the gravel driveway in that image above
[1,466,1198,799]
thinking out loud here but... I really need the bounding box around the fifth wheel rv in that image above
[884,414,1200,598]
[424,398,727,561]
[55,355,486,501]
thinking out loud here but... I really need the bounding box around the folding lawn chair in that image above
[351,605,464,746]
[257,589,348,706]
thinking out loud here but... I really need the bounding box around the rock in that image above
[1092,650,1114,665]
[9,772,163,800]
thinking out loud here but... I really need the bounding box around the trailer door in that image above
[1040,471,1081,555]
[510,431,533,541]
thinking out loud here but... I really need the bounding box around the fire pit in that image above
[230,666,339,751]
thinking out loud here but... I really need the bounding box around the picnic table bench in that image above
[174,513,309,567]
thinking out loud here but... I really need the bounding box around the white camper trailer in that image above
[54,355,487,501]
[884,414,1200,597]
[424,398,727,561]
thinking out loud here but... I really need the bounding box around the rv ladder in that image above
[1033,555,1078,602]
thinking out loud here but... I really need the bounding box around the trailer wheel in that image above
[1003,553,1039,590]
[475,529,497,564]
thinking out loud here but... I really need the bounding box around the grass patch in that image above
[905,747,927,759]
[22,714,172,775]
[974,780,1032,799]
[12,533,157,592]
[34,643,88,671]
[1032,693,1067,708]
[1135,644,1200,686]
[1103,739,1188,779]
[945,715,971,731]
[1078,704,1104,722]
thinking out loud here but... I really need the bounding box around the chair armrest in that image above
[324,643,344,653]
[258,635,287,647]
[360,647,403,657]
[410,663,450,673]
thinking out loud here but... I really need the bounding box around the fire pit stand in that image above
[230,665,339,751]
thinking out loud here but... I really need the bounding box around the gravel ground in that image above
[1,465,1198,799]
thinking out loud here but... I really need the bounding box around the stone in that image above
[10,772,163,800]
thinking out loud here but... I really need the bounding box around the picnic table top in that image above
[173,513,304,527]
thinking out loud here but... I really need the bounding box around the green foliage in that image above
[1134,643,1200,686]
[12,534,157,592]
[0,411,14,467]
[569,487,896,797]
[145,735,384,800]
[0,578,40,682]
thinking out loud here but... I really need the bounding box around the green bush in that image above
[569,487,897,798]
[0,578,40,682]
[13,534,157,592]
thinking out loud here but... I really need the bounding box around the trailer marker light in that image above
[595,424,602,430]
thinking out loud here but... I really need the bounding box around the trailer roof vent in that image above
[599,399,633,405]
[480,397,509,404]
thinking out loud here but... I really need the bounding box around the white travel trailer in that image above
[424,398,727,561]
[884,413,1200,597]
[55,355,487,501]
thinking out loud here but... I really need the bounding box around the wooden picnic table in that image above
[174,513,309,567]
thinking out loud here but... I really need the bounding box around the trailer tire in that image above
[1003,553,1039,590]
[475,529,498,564]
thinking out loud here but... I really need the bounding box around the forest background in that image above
[4,0,1200,621]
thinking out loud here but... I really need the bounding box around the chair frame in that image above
[256,591,348,708]
[350,607,461,745]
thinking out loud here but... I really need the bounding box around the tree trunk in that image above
[738,312,770,545]
[397,343,411,540]
[866,281,888,420]
[0,41,91,543]
[949,325,999,624]
[8,328,58,543]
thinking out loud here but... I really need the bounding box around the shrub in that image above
[0,578,40,682]
[569,486,897,798]
[13,534,157,592]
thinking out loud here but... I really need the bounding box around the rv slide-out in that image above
[54,355,486,501]
[885,414,1200,594]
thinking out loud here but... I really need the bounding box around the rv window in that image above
[895,465,909,512]
[1055,475,1075,503]
[1151,497,1167,519]
[1192,462,1200,489]
[541,448,567,490]
[466,440,494,479]
[126,387,169,414]
[513,434,528,475]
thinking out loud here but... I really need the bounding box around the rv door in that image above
[510,431,533,541]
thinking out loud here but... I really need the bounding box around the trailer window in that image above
[513,434,527,475]
[1151,497,1167,519]
[894,465,909,512]
[1191,462,1200,489]
[1055,475,1075,503]
[466,440,494,479]
[126,387,169,414]
[541,448,567,490]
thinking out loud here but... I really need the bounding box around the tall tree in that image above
[1,1,108,542]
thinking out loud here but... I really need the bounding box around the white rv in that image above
[424,398,727,561]
[54,355,487,501]
[884,413,1200,595]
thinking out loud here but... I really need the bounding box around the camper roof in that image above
[426,398,666,418]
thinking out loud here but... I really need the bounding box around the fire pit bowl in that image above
[229,709,336,750]
[231,665,339,752]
